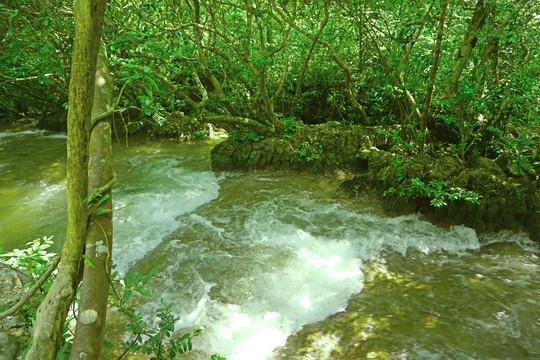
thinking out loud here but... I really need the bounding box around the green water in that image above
[275,242,540,359]
[1,128,539,360]
[0,129,67,252]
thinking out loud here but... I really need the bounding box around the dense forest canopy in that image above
[1,0,539,160]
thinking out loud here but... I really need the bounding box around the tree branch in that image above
[0,254,61,321]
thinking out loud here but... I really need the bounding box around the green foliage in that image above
[0,236,55,278]
[385,152,477,211]
[504,114,539,176]
[377,128,416,154]
[192,129,209,140]
[282,117,300,138]
[109,266,224,359]
[391,154,406,183]
[297,142,323,163]
[2,0,538,156]
[1,239,224,359]
[449,142,467,160]
[82,188,112,219]
[384,178,481,208]
[0,0,73,122]
[228,128,265,142]
[0,237,56,327]
[211,355,227,360]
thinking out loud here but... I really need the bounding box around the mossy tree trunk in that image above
[25,1,107,359]
[420,0,448,134]
[442,0,489,144]
[69,43,114,360]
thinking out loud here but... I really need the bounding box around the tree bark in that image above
[69,43,114,360]
[442,0,489,101]
[25,1,107,359]
[420,0,448,132]
[441,0,490,145]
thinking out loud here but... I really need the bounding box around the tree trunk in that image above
[397,0,437,124]
[442,0,489,102]
[69,43,114,360]
[441,0,490,145]
[25,1,107,359]
[289,6,328,117]
[420,0,448,132]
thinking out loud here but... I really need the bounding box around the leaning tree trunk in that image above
[420,0,448,133]
[442,0,489,144]
[25,1,107,359]
[69,43,114,360]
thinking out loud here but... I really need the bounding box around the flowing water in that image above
[1,128,539,360]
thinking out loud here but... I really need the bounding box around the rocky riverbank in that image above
[211,123,539,240]
[0,264,31,360]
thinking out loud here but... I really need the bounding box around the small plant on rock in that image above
[297,142,323,162]
[384,178,481,208]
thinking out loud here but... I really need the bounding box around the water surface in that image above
[1,129,538,360]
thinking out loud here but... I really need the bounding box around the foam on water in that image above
[479,230,539,252]
[0,129,42,139]
[124,172,485,360]
[112,153,221,273]
[0,129,67,139]
[40,132,67,139]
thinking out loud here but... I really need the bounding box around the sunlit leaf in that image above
[136,286,153,297]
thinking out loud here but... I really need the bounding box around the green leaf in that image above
[96,193,109,207]
[143,266,160,285]
[136,286,153,297]
[82,194,93,204]
[124,272,134,288]
[102,339,115,349]
[135,271,144,284]
[123,290,132,304]
[9,10,18,20]
[94,207,112,216]
[82,255,96,269]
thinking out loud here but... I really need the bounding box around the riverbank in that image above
[211,123,539,240]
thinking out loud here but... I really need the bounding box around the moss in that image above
[209,123,538,239]
[427,156,463,181]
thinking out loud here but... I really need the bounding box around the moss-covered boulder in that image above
[210,123,538,240]
[211,123,393,172]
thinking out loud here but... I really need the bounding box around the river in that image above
[0,128,539,359]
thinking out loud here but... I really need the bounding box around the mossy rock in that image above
[210,124,389,172]
[209,123,538,239]
[426,156,463,181]
[210,141,235,171]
